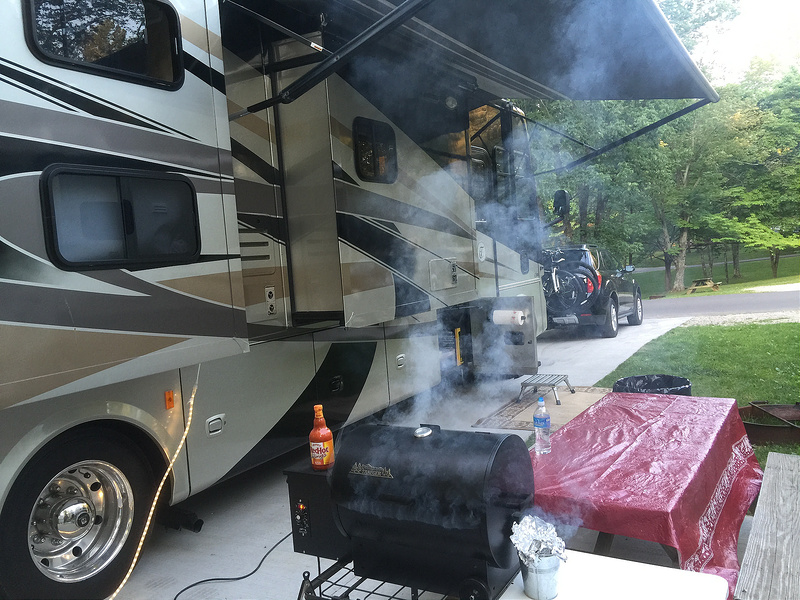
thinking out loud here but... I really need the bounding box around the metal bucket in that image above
[520,554,561,600]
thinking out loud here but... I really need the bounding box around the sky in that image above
[693,0,800,85]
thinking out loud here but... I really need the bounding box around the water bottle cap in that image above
[538,397,544,404]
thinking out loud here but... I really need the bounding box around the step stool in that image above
[518,373,575,405]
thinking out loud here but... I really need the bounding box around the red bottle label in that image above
[310,440,334,468]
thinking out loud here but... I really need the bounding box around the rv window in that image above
[27,0,182,87]
[42,167,199,270]
[470,146,492,204]
[353,118,398,183]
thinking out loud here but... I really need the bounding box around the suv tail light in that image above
[586,273,602,294]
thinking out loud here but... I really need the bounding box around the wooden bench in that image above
[734,452,800,600]
[686,277,721,294]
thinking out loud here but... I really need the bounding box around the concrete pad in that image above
[113,314,735,600]
[536,317,689,386]
[512,386,611,431]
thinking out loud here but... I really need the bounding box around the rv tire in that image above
[0,427,156,600]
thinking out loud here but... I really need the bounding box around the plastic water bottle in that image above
[534,397,551,455]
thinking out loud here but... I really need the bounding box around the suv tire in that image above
[627,291,644,325]
[600,299,618,338]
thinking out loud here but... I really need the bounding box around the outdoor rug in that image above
[473,386,611,431]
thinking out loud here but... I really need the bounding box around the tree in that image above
[34,1,145,62]
[657,0,741,52]
[517,1,772,293]
[729,69,800,275]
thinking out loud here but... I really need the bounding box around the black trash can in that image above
[612,374,692,396]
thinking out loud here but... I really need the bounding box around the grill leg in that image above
[553,387,561,405]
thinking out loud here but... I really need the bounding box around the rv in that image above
[0,1,715,598]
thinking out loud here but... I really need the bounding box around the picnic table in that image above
[686,277,721,294]
[531,392,762,599]
[734,452,800,600]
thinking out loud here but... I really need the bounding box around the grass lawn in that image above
[595,322,800,467]
[635,255,799,299]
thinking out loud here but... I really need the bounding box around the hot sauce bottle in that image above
[309,404,335,470]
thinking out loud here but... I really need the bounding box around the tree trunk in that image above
[700,244,708,277]
[671,227,690,292]
[707,242,714,280]
[663,255,673,292]
[659,221,673,291]
[732,243,742,278]
[595,192,609,233]
[577,184,590,242]
[770,248,780,277]
[724,245,729,283]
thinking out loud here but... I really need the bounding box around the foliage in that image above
[595,321,800,466]
[633,254,799,298]
[595,322,800,406]
[718,68,800,274]
[752,444,800,469]
[656,0,742,52]
[522,68,800,290]
[33,0,145,62]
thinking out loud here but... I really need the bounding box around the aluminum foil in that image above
[511,515,567,566]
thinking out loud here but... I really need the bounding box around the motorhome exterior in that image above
[0,1,716,598]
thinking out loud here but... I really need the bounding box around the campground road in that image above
[643,289,799,318]
[537,288,798,387]
[536,315,691,387]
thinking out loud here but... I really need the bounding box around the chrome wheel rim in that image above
[28,461,134,582]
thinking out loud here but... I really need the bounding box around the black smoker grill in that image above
[285,423,535,600]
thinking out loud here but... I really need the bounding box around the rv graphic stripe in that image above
[220,341,378,481]
[238,213,285,242]
[0,58,193,138]
[335,182,473,240]
[184,53,227,94]
[0,135,220,183]
[230,139,280,185]
[0,255,242,338]
[332,161,359,186]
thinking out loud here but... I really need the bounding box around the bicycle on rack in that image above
[540,247,600,317]
[538,244,643,338]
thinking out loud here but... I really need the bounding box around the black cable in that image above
[172,531,292,600]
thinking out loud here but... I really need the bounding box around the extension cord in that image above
[107,364,201,600]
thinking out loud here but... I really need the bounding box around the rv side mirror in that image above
[553,190,569,217]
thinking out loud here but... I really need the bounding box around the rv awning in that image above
[337,0,718,102]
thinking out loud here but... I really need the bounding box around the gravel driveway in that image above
[682,283,799,326]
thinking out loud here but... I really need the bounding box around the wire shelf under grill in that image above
[299,560,451,600]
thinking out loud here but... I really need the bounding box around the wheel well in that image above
[59,420,171,503]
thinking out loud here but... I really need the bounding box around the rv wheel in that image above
[0,428,156,600]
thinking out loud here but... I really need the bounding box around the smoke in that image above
[523,505,585,546]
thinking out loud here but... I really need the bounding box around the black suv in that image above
[540,244,643,337]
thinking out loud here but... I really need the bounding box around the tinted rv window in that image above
[353,118,398,183]
[43,168,199,270]
[28,0,182,86]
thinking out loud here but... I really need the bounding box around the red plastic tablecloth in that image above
[530,392,762,599]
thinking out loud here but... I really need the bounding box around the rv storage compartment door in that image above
[276,38,396,327]
[276,38,344,324]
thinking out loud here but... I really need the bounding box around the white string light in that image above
[108,364,201,600]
